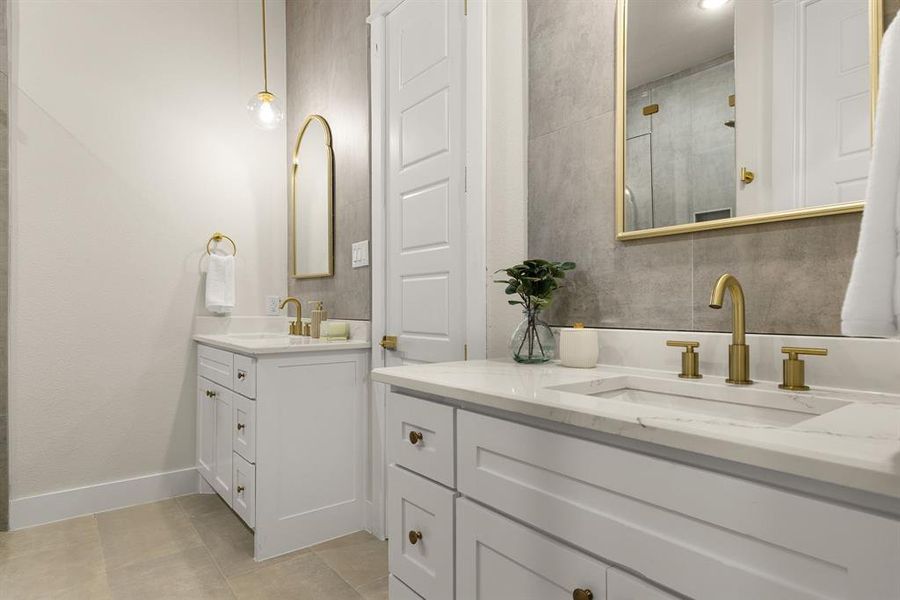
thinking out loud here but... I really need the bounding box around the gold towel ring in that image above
[206,232,237,256]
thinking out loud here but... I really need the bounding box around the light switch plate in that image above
[352,240,369,268]
[265,296,281,316]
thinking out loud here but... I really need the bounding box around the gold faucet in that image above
[279,297,303,335]
[708,274,752,385]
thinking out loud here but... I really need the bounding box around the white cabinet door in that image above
[196,377,216,485]
[232,394,256,464]
[388,465,455,600]
[212,387,234,503]
[232,452,256,528]
[456,498,607,600]
[607,569,677,600]
[385,0,466,365]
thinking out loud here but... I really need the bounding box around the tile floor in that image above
[0,494,389,599]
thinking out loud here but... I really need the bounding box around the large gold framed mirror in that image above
[615,0,885,240]
[291,114,334,278]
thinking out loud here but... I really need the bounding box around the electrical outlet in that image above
[265,296,281,316]
[352,240,369,268]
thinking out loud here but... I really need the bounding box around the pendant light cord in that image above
[261,0,269,93]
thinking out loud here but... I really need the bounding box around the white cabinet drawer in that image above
[388,465,455,600]
[387,392,455,487]
[233,354,256,399]
[456,498,607,600]
[232,452,256,528]
[388,575,423,600]
[457,410,900,600]
[232,394,256,464]
[608,569,677,600]
[198,345,234,388]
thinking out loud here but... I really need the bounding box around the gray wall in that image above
[527,0,861,336]
[0,0,7,530]
[286,0,370,320]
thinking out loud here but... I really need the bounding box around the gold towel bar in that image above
[206,232,237,256]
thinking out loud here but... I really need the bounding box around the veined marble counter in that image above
[372,359,900,501]
[194,333,370,356]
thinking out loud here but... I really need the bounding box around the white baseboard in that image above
[9,467,202,530]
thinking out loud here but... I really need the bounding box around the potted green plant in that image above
[495,259,575,363]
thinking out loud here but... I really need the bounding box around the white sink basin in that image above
[549,376,849,427]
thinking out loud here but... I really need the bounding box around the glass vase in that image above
[509,307,555,363]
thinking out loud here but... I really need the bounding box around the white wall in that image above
[485,0,528,357]
[9,0,287,503]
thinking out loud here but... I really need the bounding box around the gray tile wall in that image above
[285,0,370,320]
[0,0,8,531]
[527,0,862,336]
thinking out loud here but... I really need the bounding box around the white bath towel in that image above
[206,253,235,315]
[841,18,900,337]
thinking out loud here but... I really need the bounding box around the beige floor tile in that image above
[105,545,234,600]
[312,531,388,589]
[356,575,389,600]
[177,493,231,519]
[97,499,203,570]
[0,515,99,561]
[0,539,110,600]
[227,552,362,600]
[191,507,259,576]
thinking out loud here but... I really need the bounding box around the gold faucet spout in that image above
[708,273,746,345]
[708,273,751,384]
[279,297,303,335]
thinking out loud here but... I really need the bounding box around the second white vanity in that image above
[194,328,370,560]
[373,354,900,600]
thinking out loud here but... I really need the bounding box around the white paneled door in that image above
[385,0,466,366]
[803,0,872,206]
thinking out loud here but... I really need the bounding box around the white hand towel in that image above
[206,253,235,315]
[841,18,900,337]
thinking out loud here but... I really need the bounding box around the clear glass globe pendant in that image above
[247,0,284,130]
[247,90,284,130]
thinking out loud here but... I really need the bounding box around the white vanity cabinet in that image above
[386,391,900,600]
[195,341,369,561]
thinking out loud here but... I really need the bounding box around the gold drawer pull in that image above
[408,431,424,445]
[408,530,422,545]
[237,423,246,431]
[573,589,594,600]
[236,485,245,494]
[205,390,216,398]
[237,370,247,380]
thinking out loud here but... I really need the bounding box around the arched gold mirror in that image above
[291,114,334,278]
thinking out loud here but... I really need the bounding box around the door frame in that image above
[366,0,486,538]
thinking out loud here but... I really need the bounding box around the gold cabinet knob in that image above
[408,530,422,544]
[236,485,245,494]
[237,423,245,431]
[380,335,398,350]
[779,346,828,391]
[740,167,755,184]
[408,431,424,445]
[205,390,217,398]
[237,370,247,380]
[573,589,594,600]
[666,340,702,379]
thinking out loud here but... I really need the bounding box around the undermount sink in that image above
[221,333,344,346]
[549,376,850,427]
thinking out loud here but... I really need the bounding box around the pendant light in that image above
[247,0,284,129]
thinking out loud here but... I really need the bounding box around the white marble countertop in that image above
[371,359,900,500]
[194,333,370,356]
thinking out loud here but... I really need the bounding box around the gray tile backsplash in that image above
[285,0,371,320]
[527,0,863,336]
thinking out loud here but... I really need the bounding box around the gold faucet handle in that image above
[666,340,701,379]
[781,346,828,360]
[666,340,699,351]
[779,347,828,391]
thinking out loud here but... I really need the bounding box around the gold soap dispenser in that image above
[309,301,326,339]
